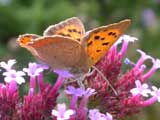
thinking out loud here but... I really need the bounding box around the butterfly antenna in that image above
[91,66,118,96]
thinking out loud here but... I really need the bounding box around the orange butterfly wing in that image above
[43,17,85,42]
[82,19,131,65]
[18,35,82,70]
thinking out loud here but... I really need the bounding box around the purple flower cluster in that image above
[0,61,59,119]
[0,34,160,120]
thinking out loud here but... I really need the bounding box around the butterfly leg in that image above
[76,76,86,88]
[63,76,85,89]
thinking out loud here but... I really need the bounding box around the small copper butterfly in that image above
[17,17,131,78]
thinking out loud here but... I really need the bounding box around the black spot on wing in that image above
[94,35,100,40]
[68,29,72,32]
[112,32,116,35]
[101,37,105,40]
[87,41,93,46]
[78,31,81,34]
[96,49,101,52]
[72,29,77,32]
[108,32,113,35]
[108,31,118,38]
[68,29,81,35]
[102,42,109,46]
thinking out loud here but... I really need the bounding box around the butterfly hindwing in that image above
[26,35,82,69]
[82,19,131,65]
[43,17,85,42]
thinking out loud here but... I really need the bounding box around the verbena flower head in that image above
[0,34,160,120]
[0,60,60,119]
[84,35,160,119]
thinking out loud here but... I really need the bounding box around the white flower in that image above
[130,80,151,97]
[0,59,16,71]
[3,69,25,84]
[52,103,74,120]
[23,62,43,77]
[151,86,160,102]
[114,34,138,46]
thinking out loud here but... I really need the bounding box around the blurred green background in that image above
[0,0,160,119]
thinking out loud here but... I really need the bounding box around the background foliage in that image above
[0,0,160,119]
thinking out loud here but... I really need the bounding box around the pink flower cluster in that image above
[0,35,160,120]
[0,61,59,119]
[86,35,160,119]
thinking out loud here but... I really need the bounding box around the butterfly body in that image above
[17,17,131,77]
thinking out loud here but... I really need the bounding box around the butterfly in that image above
[17,17,131,78]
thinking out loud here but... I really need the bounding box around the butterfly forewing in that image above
[82,19,131,65]
[43,17,85,42]
[27,36,82,69]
